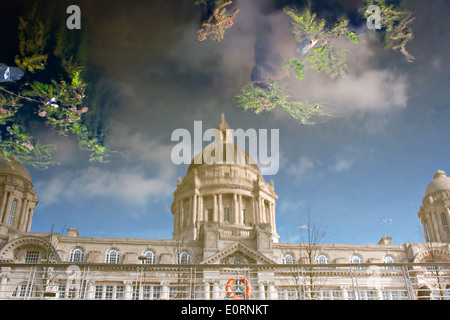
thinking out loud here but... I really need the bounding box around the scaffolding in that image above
[0,262,449,300]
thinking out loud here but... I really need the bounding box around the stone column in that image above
[192,195,197,226]
[188,196,193,226]
[213,194,218,222]
[257,283,265,299]
[212,281,220,300]
[238,195,243,224]
[422,221,430,242]
[203,281,210,300]
[252,197,257,224]
[0,191,9,223]
[376,288,383,300]
[19,198,28,231]
[179,200,183,229]
[431,212,441,242]
[272,202,277,232]
[25,208,35,232]
[124,281,133,300]
[85,281,95,299]
[0,275,8,299]
[2,193,12,225]
[12,198,23,230]
[267,282,277,300]
[426,213,436,241]
[436,212,446,242]
[198,196,203,222]
[341,286,349,300]
[218,194,223,223]
[160,282,169,300]
[233,194,238,224]
[446,207,450,225]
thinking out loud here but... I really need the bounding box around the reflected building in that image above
[0,117,449,300]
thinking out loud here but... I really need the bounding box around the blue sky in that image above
[19,0,450,246]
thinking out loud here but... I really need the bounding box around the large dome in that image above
[187,142,260,174]
[187,115,260,174]
[424,170,450,197]
[0,161,32,182]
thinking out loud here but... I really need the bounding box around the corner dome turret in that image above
[0,161,32,183]
[424,170,450,198]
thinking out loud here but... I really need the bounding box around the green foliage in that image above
[236,82,279,114]
[236,7,358,125]
[196,0,239,42]
[14,9,49,73]
[284,8,326,40]
[284,7,358,79]
[285,58,305,80]
[362,0,415,62]
[0,7,109,168]
[236,82,332,125]
[0,124,55,169]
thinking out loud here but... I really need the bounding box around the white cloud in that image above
[332,158,354,173]
[287,156,315,181]
[287,33,410,116]
[35,132,178,208]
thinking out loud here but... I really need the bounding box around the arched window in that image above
[106,249,120,264]
[7,199,18,227]
[441,212,450,239]
[179,251,191,264]
[69,248,84,263]
[316,254,330,265]
[282,253,295,264]
[383,255,396,270]
[142,250,156,264]
[350,255,363,269]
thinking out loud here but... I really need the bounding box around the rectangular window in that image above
[153,286,161,300]
[132,285,140,300]
[58,284,66,299]
[95,286,103,300]
[169,287,176,299]
[19,284,28,297]
[366,291,375,300]
[25,251,39,263]
[68,287,77,299]
[116,286,124,300]
[332,291,340,300]
[442,213,450,239]
[208,208,214,221]
[224,207,230,222]
[143,285,151,300]
[105,286,114,300]
[7,200,17,227]
[347,291,355,300]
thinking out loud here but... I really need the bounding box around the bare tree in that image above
[298,205,327,299]
[416,225,449,300]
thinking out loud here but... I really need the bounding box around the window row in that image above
[277,288,408,300]
[68,248,192,264]
[282,253,397,268]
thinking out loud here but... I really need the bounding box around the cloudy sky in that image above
[9,0,450,245]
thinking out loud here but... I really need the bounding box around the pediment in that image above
[200,241,276,265]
